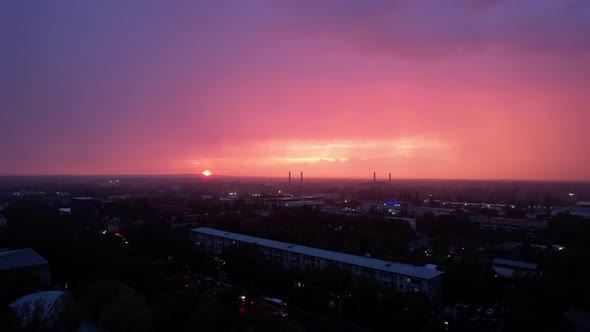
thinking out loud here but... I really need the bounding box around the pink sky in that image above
[1,1,589,180]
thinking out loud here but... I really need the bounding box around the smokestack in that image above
[300,171,303,185]
[389,173,391,185]
[289,171,291,184]
[373,172,376,183]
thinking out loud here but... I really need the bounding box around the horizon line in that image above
[0,173,589,183]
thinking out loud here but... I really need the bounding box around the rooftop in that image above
[71,196,97,200]
[0,248,49,271]
[192,227,443,280]
[492,258,537,270]
[264,196,325,201]
[493,241,522,250]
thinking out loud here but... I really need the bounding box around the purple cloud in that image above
[272,0,590,57]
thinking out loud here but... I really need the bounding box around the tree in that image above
[77,280,152,332]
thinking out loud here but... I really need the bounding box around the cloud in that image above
[182,137,454,177]
[457,0,504,10]
[272,0,590,57]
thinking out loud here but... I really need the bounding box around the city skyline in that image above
[2,0,590,180]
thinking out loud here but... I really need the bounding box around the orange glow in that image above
[3,2,589,181]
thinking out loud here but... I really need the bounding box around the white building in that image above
[264,197,325,209]
[191,227,443,301]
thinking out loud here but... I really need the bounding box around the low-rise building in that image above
[0,248,51,285]
[70,197,101,216]
[58,208,71,216]
[407,206,454,217]
[472,216,547,232]
[552,206,590,219]
[386,217,417,232]
[191,227,443,301]
[491,242,522,259]
[492,258,537,278]
[264,196,325,209]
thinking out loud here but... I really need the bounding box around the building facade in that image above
[264,197,325,209]
[472,216,547,233]
[492,258,538,279]
[191,227,443,301]
[70,197,101,217]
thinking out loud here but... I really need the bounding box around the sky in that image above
[1,0,589,180]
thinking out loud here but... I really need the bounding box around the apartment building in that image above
[191,227,443,301]
[264,196,325,209]
[472,216,547,233]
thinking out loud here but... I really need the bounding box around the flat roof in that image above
[192,227,443,280]
[493,242,522,249]
[0,248,49,270]
[71,197,97,200]
[502,217,544,222]
[265,197,325,201]
[492,258,537,270]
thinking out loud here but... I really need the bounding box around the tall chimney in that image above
[300,171,303,185]
[389,173,391,185]
[288,171,291,184]
[373,172,376,183]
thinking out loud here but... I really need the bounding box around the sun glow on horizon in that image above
[202,169,212,177]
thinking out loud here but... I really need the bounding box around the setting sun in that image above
[202,169,212,177]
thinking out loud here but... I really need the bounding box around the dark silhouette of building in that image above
[0,248,51,286]
[70,196,100,216]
